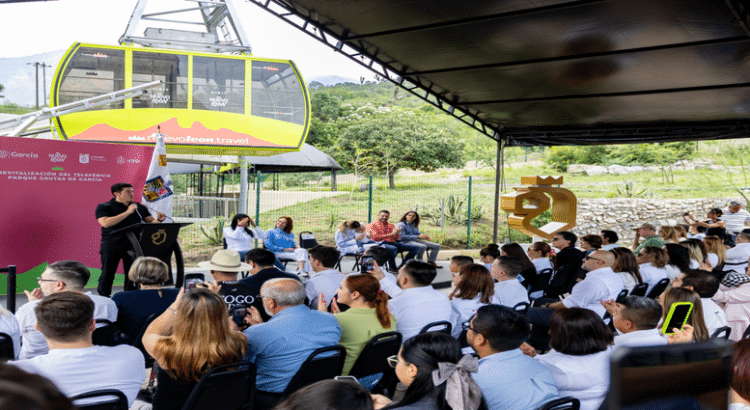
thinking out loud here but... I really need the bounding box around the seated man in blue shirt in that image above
[243,278,341,409]
[468,305,559,410]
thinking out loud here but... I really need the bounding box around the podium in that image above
[111,222,192,290]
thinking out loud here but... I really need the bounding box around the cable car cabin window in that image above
[132,52,188,109]
[192,56,244,114]
[58,47,125,109]
[251,62,305,125]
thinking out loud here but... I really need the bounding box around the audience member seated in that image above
[363,246,397,280]
[610,247,643,293]
[713,270,750,341]
[223,213,265,262]
[305,245,346,309]
[500,243,537,288]
[684,208,727,240]
[635,246,669,295]
[479,244,501,272]
[684,239,711,270]
[372,332,488,410]
[490,256,529,309]
[600,230,619,251]
[546,231,585,298]
[16,260,117,359]
[664,243,692,280]
[725,230,750,275]
[243,278,341,408]
[631,223,665,255]
[448,264,496,339]
[533,308,613,410]
[671,269,728,336]
[703,235,725,268]
[366,210,422,271]
[448,255,474,277]
[468,305,559,410]
[603,296,666,347]
[112,256,178,345]
[730,338,750,410]
[335,220,377,255]
[658,287,709,341]
[239,249,301,322]
[0,305,20,359]
[372,260,452,342]
[197,249,257,323]
[143,287,247,410]
[675,224,690,242]
[658,226,681,244]
[316,274,396,375]
[689,224,707,240]
[579,234,603,256]
[0,363,76,410]
[529,250,623,330]
[527,242,553,298]
[13,292,144,407]
[273,379,374,410]
[264,216,311,273]
[396,211,441,268]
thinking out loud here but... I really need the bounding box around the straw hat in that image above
[197,249,250,272]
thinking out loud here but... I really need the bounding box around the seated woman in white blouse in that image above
[635,246,668,295]
[448,264,496,339]
[610,247,643,293]
[223,214,265,262]
[534,308,614,410]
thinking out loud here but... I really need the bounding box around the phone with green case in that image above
[661,301,693,335]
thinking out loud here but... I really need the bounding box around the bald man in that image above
[243,278,341,409]
[528,250,624,347]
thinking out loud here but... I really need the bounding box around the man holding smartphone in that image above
[197,250,255,327]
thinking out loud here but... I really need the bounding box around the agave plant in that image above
[200,218,225,245]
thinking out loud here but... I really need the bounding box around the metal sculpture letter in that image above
[500,176,577,240]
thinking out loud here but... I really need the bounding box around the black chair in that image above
[71,389,128,410]
[0,332,14,361]
[537,396,580,410]
[281,345,346,398]
[646,278,670,299]
[513,301,531,315]
[182,361,256,410]
[711,326,731,340]
[349,332,402,395]
[419,320,452,334]
[629,283,649,297]
[615,289,629,303]
[744,324,750,340]
[335,252,362,272]
[134,313,159,368]
[92,319,116,347]
[529,268,553,293]
[299,231,318,249]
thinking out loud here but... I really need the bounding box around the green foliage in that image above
[199,219,224,245]
[420,194,480,225]
[607,142,694,166]
[0,102,34,115]
[545,146,609,171]
[530,209,553,229]
[611,181,653,198]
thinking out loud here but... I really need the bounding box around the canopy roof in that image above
[251,0,750,146]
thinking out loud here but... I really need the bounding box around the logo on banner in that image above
[117,156,125,165]
[79,154,89,164]
[0,151,8,159]
[143,176,173,202]
[49,152,66,162]
[127,158,141,164]
[159,154,167,167]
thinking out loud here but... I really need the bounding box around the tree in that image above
[329,105,464,189]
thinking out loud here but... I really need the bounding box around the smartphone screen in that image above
[184,274,204,290]
[361,256,374,274]
[662,302,693,335]
[231,306,247,327]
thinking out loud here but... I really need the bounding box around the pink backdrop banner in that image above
[0,137,153,293]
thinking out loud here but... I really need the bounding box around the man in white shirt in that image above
[13,292,144,406]
[672,270,728,336]
[304,245,346,308]
[604,296,667,347]
[725,230,750,274]
[373,260,451,342]
[15,260,118,359]
[724,201,750,239]
[491,256,529,308]
[600,230,619,251]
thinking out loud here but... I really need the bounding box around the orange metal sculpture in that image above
[500,176,577,240]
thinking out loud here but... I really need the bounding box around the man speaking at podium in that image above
[95,183,166,297]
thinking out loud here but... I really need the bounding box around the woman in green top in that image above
[318,273,397,375]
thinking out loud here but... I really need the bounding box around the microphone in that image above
[134,201,174,223]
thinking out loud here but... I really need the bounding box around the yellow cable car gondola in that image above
[50,43,310,155]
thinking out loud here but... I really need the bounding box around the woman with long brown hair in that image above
[317,274,396,375]
[448,264,495,339]
[659,287,709,341]
[635,246,668,295]
[703,235,726,268]
[501,243,537,289]
[610,247,643,293]
[143,287,248,410]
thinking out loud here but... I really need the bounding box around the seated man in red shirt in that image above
[366,210,422,271]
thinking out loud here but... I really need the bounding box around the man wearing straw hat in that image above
[198,249,256,316]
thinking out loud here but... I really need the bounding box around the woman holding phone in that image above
[659,287,709,341]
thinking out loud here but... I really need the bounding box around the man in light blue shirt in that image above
[244,278,341,408]
[468,305,559,410]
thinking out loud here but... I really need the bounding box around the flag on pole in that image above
[143,133,174,219]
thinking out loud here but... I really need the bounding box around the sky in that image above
[0,0,376,81]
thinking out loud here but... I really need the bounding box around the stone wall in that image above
[569,197,742,246]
